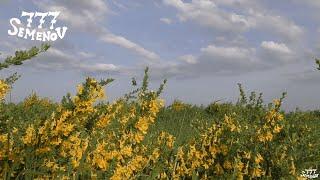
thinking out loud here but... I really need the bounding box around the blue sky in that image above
[1,0,320,111]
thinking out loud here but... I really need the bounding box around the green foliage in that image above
[0,43,50,71]
[4,72,20,86]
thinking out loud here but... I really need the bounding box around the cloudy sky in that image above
[1,0,320,111]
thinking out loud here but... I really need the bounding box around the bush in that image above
[0,46,319,179]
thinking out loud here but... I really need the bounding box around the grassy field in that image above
[0,46,320,179]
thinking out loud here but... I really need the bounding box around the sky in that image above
[1,0,320,111]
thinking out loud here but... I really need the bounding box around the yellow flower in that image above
[96,114,112,128]
[224,115,239,132]
[95,157,108,170]
[135,117,149,134]
[220,144,228,156]
[237,173,244,180]
[166,138,175,149]
[76,84,84,94]
[36,147,51,154]
[119,116,129,125]
[22,125,36,145]
[12,127,18,134]
[0,134,8,143]
[62,123,74,136]
[252,167,264,177]
[0,80,9,100]
[223,160,232,170]
[265,131,273,141]
[277,113,284,121]
[45,160,55,168]
[236,161,244,171]
[209,145,218,157]
[273,125,282,133]
[121,146,133,157]
[203,163,210,169]
[273,99,281,106]
[171,100,188,111]
[243,151,251,159]
[134,132,145,143]
[266,110,277,121]
[160,172,167,178]
[255,153,264,164]
[51,137,62,146]
[150,148,160,162]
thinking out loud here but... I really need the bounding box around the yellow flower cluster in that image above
[148,100,300,179]
[0,79,9,100]
[257,100,284,143]
[23,93,52,108]
[0,134,8,159]
[88,92,165,179]
[0,77,308,179]
[170,100,190,111]
[21,125,36,145]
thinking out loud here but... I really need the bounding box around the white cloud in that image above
[147,44,262,79]
[101,33,160,61]
[148,40,301,79]
[26,46,120,74]
[35,0,108,31]
[201,44,256,62]
[110,0,128,10]
[179,54,197,64]
[26,47,79,71]
[163,0,304,41]
[163,0,254,33]
[259,41,298,64]
[34,0,161,62]
[261,41,292,54]
[212,0,254,6]
[160,18,172,24]
[78,63,118,72]
[30,0,304,77]
[250,11,304,42]
[78,51,96,59]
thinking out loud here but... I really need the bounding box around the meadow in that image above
[0,44,319,179]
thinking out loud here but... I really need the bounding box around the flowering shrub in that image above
[153,97,311,179]
[170,100,191,112]
[0,47,319,179]
[0,80,9,101]
[0,68,169,179]
[1,69,318,179]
